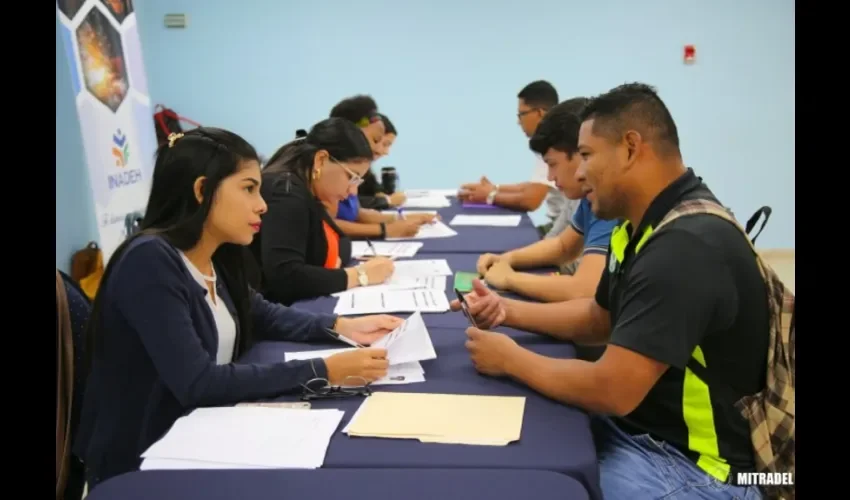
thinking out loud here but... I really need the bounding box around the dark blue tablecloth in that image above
[87,468,590,500]
[291,253,554,331]
[401,197,540,254]
[237,329,600,499]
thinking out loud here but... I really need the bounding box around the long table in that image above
[398,197,541,254]
[292,252,553,331]
[86,469,590,500]
[238,329,600,498]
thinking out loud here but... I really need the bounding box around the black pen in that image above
[365,238,378,257]
[324,328,366,348]
[390,376,406,381]
[454,288,479,328]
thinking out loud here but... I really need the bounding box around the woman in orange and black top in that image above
[250,118,395,305]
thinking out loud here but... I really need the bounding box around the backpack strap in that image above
[654,199,795,489]
[745,206,772,244]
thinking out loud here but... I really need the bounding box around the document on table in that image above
[449,214,522,227]
[332,276,447,298]
[139,406,344,470]
[401,196,451,208]
[333,288,450,315]
[405,189,458,198]
[369,311,436,364]
[344,392,525,446]
[392,259,453,278]
[386,220,458,240]
[285,348,426,385]
[351,241,423,258]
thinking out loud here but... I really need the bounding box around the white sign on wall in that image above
[57,0,156,262]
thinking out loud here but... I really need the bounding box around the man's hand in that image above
[449,279,507,329]
[336,315,403,345]
[465,327,519,377]
[458,182,492,203]
[484,260,515,290]
[476,253,502,276]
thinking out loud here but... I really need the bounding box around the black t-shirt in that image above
[249,173,352,305]
[595,168,769,479]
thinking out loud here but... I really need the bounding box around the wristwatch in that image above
[356,265,369,287]
[486,185,499,205]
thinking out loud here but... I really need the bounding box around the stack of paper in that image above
[449,214,522,227]
[139,406,344,470]
[405,189,458,198]
[344,392,525,446]
[332,276,447,298]
[285,312,435,385]
[334,288,450,315]
[387,220,458,240]
[402,196,451,209]
[334,259,452,306]
[352,241,423,259]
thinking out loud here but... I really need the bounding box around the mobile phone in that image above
[454,288,479,328]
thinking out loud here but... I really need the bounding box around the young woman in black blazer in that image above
[76,127,401,489]
[251,118,397,305]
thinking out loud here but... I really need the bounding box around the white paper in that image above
[285,347,427,384]
[405,189,458,198]
[333,288,450,315]
[351,241,423,258]
[449,214,522,227]
[401,196,451,208]
[382,210,439,217]
[140,407,344,469]
[332,276,446,298]
[370,312,437,365]
[391,259,453,278]
[386,220,458,240]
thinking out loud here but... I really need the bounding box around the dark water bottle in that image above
[381,167,398,194]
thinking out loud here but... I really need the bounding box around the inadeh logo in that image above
[107,128,143,190]
[112,128,130,167]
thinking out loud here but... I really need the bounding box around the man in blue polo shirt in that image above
[476,98,617,304]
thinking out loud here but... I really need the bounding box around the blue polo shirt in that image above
[570,198,617,255]
[337,194,359,221]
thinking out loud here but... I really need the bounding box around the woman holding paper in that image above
[251,118,397,305]
[75,127,400,490]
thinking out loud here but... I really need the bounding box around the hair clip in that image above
[167,132,184,148]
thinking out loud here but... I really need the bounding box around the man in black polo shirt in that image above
[451,83,769,499]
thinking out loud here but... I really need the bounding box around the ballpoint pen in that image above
[365,238,378,256]
[397,207,405,220]
[324,328,366,348]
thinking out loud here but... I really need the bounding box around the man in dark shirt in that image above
[451,83,769,499]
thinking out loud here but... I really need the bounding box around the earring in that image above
[312,169,322,180]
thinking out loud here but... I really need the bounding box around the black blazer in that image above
[251,172,352,305]
[74,235,338,488]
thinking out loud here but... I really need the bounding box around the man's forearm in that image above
[502,297,610,344]
[505,238,564,269]
[506,273,593,303]
[493,187,543,212]
[504,347,616,414]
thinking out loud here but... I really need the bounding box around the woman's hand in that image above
[324,348,389,384]
[336,315,403,344]
[359,257,395,284]
[385,220,420,238]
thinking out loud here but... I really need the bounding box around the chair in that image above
[56,270,90,500]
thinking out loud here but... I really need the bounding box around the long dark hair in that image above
[84,127,261,373]
[262,117,373,184]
